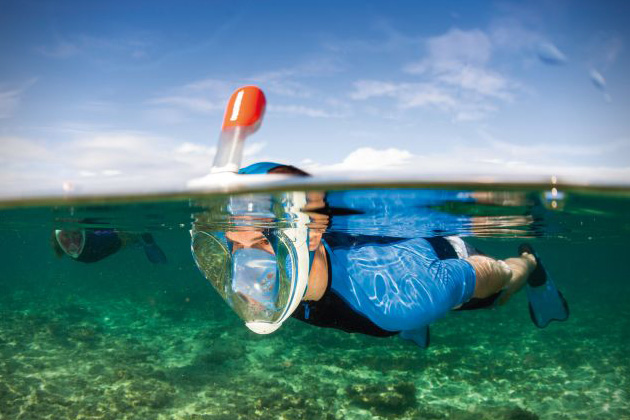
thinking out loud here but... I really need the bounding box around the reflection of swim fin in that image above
[400,325,430,348]
[141,234,167,264]
[519,244,569,328]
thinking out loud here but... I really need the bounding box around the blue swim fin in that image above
[141,234,167,264]
[519,244,569,328]
[400,325,430,348]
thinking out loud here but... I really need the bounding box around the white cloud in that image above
[148,58,345,121]
[79,169,121,177]
[405,28,515,100]
[419,28,492,68]
[351,28,519,121]
[351,81,456,110]
[437,66,512,100]
[243,142,266,157]
[146,79,232,120]
[304,147,413,172]
[341,147,413,169]
[2,129,628,198]
[476,130,630,160]
[302,144,630,185]
[249,69,313,98]
[150,84,342,120]
[350,79,503,122]
[0,128,271,197]
[0,136,52,161]
[175,142,216,155]
[350,80,399,100]
[0,78,37,119]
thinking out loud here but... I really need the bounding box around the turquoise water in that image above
[1,186,629,419]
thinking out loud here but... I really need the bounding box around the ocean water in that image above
[1,185,629,419]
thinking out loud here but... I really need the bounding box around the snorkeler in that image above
[52,228,167,264]
[192,162,569,348]
[190,86,568,347]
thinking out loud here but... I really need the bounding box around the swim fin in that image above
[400,325,430,348]
[519,243,569,328]
[141,233,168,264]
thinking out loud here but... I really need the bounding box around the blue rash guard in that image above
[321,234,476,333]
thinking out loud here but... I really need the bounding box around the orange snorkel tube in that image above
[211,86,267,174]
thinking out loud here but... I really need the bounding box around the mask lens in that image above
[191,231,231,301]
[191,229,299,325]
[231,248,279,311]
[55,229,85,257]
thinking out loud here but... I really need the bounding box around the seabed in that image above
[1,285,627,420]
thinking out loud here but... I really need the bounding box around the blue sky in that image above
[1,0,629,195]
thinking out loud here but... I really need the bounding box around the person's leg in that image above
[496,253,536,305]
[465,252,536,302]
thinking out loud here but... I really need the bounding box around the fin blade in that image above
[141,234,167,264]
[519,243,569,328]
[400,325,430,348]
[526,279,569,328]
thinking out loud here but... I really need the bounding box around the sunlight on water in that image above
[0,185,629,419]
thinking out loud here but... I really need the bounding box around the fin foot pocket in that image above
[518,243,546,287]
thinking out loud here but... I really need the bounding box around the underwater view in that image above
[1,185,629,419]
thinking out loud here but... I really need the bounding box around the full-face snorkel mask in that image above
[192,192,314,334]
[190,86,314,334]
[55,229,86,258]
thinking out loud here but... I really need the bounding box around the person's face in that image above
[225,230,274,254]
[224,229,278,313]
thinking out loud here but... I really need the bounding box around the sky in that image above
[1,0,629,196]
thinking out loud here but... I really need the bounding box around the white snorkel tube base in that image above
[187,86,268,188]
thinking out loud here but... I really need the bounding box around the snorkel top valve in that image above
[211,86,266,174]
